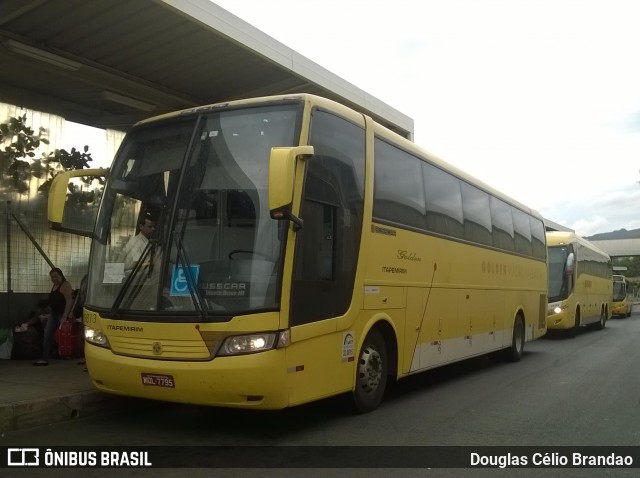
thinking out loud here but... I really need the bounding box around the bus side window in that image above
[423,162,464,239]
[193,190,217,220]
[290,109,365,326]
[490,197,515,252]
[297,200,335,281]
[512,208,533,256]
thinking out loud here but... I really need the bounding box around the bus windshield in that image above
[547,245,573,302]
[613,281,627,301]
[87,102,301,317]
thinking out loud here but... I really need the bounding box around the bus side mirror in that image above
[564,252,575,275]
[268,146,314,230]
[48,168,108,236]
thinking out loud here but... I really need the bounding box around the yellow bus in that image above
[48,94,547,412]
[546,231,612,333]
[612,274,633,318]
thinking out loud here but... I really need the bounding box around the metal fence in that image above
[1,199,92,294]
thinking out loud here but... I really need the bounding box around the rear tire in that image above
[352,329,388,413]
[504,315,524,362]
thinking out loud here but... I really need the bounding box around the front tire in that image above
[568,309,581,337]
[352,329,388,413]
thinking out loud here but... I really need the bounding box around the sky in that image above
[64,0,640,237]
[209,0,640,237]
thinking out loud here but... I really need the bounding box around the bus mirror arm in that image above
[289,214,304,232]
[270,209,303,232]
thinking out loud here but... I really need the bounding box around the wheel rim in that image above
[358,345,383,394]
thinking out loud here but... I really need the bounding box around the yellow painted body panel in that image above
[87,342,289,409]
[364,225,547,375]
[611,302,629,316]
[84,310,293,408]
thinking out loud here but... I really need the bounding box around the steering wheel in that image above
[228,249,272,260]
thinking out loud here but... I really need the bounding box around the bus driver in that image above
[122,214,156,272]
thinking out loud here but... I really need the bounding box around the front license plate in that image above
[141,373,175,388]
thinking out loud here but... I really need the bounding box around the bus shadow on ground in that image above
[383,352,513,402]
[92,350,547,444]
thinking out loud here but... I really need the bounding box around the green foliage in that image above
[0,114,50,194]
[0,114,100,202]
[37,145,97,196]
[613,256,640,279]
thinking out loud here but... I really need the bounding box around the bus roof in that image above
[546,231,611,259]
[132,93,543,221]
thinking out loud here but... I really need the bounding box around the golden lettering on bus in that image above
[397,250,422,262]
[482,261,543,280]
[482,261,508,275]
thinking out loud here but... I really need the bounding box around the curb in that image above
[0,391,115,433]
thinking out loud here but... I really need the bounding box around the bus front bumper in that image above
[85,344,289,409]
[612,303,628,316]
[547,301,574,329]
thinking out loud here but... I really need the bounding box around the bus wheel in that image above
[504,315,524,362]
[594,309,606,330]
[352,328,388,413]
[569,309,581,337]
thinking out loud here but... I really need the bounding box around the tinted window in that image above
[291,110,365,325]
[490,197,514,251]
[530,217,546,260]
[372,137,543,260]
[512,208,533,256]
[373,139,426,229]
[423,162,464,238]
[461,182,492,246]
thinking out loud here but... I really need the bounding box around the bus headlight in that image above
[218,331,289,356]
[84,326,111,348]
[548,301,565,315]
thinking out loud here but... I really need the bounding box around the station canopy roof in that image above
[0,0,413,137]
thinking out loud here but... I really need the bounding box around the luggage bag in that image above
[57,320,83,359]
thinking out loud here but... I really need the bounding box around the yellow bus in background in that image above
[612,274,633,318]
[48,94,548,412]
[546,231,612,333]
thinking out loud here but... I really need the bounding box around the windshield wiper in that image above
[172,231,209,318]
[111,239,156,313]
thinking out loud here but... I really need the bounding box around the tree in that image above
[0,114,49,194]
[0,113,101,202]
[613,256,640,278]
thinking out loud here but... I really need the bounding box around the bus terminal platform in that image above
[0,358,122,434]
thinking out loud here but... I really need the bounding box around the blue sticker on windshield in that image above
[170,264,200,296]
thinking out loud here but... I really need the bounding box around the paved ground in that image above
[0,358,119,434]
[2,302,639,434]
